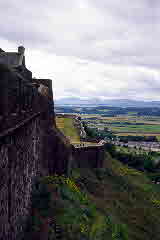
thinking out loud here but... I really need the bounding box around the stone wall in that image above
[0,112,73,240]
[0,115,43,240]
[0,62,72,239]
[72,145,105,168]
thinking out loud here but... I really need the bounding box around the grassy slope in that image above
[28,152,160,240]
[56,117,80,143]
[72,153,160,240]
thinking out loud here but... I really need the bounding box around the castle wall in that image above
[0,63,72,240]
[0,115,43,240]
[0,112,72,240]
[72,145,105,168]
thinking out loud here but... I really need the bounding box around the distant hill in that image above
[55,98,160,108]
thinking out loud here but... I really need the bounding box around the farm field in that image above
[110,124,160,133]
[82,114,160,138]
[56,106,160,139]
[82,115,160,123]
[100,116,160,124]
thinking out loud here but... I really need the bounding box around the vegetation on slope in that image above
[72,154,160,239]
[26,173,129,239]
[56,117,80,143]
[26,151,160,240]
[105,142,160,172]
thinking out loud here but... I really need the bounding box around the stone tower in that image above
[18,46,25,55]
[18,46,25,66]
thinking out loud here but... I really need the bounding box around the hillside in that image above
[26,151,160,240]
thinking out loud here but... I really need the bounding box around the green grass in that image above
[27,173,130,240]
[56,117,80,143]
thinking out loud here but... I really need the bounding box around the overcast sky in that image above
[0,0,160,100]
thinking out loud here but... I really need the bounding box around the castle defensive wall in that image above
[72,144,105,168]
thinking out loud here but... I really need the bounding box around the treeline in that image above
[83,123,115,141]
[105,143,160,173]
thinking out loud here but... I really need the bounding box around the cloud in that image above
[0,0,160,100]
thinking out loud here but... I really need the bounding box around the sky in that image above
[0,0,160,101]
